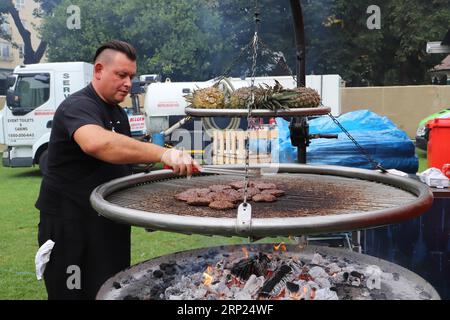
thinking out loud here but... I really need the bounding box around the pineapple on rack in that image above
[185,80,322,110]
[229,86,261,109]
[288,87,322,108]
[184,86,225,109]
[256,80,322,110]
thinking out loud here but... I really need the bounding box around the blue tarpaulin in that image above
[274,109,418,173]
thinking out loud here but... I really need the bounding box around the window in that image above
[18,44,24,59]
[0,42,11,60]
[15,0,25,10]
[1,22,11,36]
[11,73,50,115]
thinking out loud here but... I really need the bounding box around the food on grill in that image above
[209,185,232,192]
[187,197,213,206]
[175,180,285,210]
[229,181,255,190]
[253,182,277,190]
[209,200,235,210]
[196,188,213,196]
[175,190,198,202]
[237,187,261,199]
[252,193,277,203]
[212,190,240,203]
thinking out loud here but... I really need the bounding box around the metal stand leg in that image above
[351,231,362,253]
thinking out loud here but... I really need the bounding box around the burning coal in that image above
[162,246,389,300]
[98,243,438,300]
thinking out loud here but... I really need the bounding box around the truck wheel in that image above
[39,149,49,176]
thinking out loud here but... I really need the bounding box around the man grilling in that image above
[35,40,199,299]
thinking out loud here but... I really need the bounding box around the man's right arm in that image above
[73,124,198,175]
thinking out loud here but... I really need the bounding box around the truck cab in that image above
[0,62,93,172]
[0,62,147,173]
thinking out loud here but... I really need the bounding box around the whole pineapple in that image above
[289,87,322,108]
[185,86,225,109]
[229,86,261,109]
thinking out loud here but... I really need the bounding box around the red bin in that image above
[427,118,450,171]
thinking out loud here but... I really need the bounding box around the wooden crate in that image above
[212,128,278,165]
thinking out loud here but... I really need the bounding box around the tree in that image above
[40,0,228,81]
[37,0,450,85]
[0,0,55,64]
[301,0,449,86]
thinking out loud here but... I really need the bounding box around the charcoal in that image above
[350,271,364,279]
[286,282,300,293]
[231,253,270,280]
[370,292,387,300]
[343,272,349,281]
[153,270,164,278]
[123,295,140,300]
[149,284,167,299]
[160,263,178,275]
[259,265,293,297]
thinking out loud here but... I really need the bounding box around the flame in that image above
[273,242,287,252]
[242,247,249,259]
[203,266,214,286]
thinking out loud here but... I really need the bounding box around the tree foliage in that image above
[40,0,227,81]
[37,0,450,85]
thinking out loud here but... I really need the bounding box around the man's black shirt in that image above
[36,83,132,216]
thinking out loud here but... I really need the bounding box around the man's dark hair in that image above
[94,40,137,63]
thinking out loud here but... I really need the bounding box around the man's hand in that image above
[160,148,201,176]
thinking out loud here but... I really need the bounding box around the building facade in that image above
[1,0,45,94]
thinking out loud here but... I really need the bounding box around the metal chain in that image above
[258,39,298,84]
[215,39,254,82]
[256,39,385,173]
[327,113,387,172]
[243,1,260,204]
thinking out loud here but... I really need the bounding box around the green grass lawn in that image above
[0,148,429,300]
[416,148,428,173]
[0,164,269,300]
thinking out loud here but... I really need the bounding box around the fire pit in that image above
[90,164,433,237]
[96,244,440,300]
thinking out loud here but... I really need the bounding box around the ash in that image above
[162,250,388,300]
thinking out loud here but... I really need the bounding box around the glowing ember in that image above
[110,246,438,301]
[242,247,249,258]
[273,242,287,252]
[203,266,214,286]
